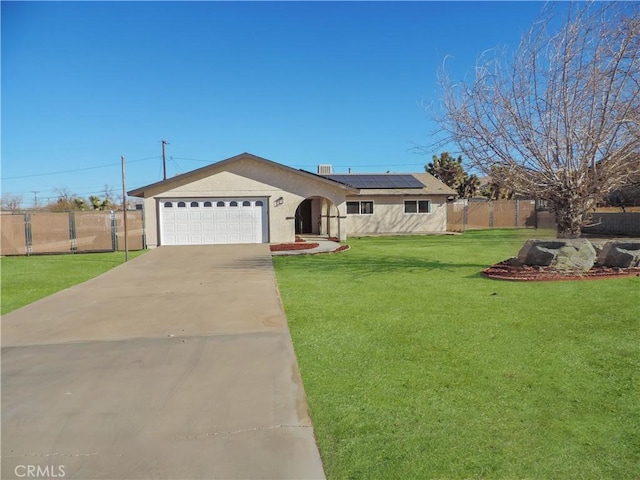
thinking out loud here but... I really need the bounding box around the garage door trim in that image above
[159,197,268,245]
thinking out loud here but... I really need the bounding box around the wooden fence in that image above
[1,211,145,256]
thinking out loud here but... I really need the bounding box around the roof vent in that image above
[317,164,333,174]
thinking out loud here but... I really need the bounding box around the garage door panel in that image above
[240,222,254,232]
[161,198,266,245]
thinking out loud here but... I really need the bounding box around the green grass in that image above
[1,251,146,315]
[273,230,640,479]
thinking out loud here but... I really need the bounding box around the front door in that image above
[295,199,313,234]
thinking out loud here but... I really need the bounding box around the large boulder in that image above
[589,239,607,258]
[516,239,597,271]
[596,241,640,268]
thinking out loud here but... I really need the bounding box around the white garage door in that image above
[160,198,268,245]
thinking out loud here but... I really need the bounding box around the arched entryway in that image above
[295,196,339,237]
[295,199,313,234]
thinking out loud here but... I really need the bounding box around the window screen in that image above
[404,201,417,213]
[360,201,374,214]
[405,200,431,213]
[347,202,360,214]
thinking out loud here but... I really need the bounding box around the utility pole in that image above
[121,155,129,262]
[161,140,169,180]
[32,191,39,209]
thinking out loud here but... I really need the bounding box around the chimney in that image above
[317,164,333,174]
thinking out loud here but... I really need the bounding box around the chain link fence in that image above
[447,199,554,232]
[1,210,145,256]
[447,199,640,236]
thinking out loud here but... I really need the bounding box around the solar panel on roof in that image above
[324,174,424,189]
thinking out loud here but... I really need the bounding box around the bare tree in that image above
[1,193,24,211]
[435,2,640,237]
[102,184,115,203]
[46,188,86,211]
[480,166,517,200]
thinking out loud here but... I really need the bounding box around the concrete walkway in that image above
[1,245,325,479]
[270,237,344,256]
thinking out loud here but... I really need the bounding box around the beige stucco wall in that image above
[345,195,449,234]
[139,156,349,246]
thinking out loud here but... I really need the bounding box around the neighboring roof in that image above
[128,152,358,197]
[321,172,457,196]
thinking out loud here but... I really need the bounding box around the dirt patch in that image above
[483,259,640,282]
[270,242,319,252]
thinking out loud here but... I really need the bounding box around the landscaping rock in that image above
[516,239,597,271]
[596,241,640,268]
[589,239,607,258]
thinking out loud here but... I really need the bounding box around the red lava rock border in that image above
[269,242,350,255]
[270,242,319,252]
[483,259,640,282]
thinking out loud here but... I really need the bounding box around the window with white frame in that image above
[404,200,431,214]
[347,201,374,215]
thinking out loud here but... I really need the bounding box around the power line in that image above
[2,185,122,196]
[170,156,428,169]
[170,156,184,174]
[3,152,429,185]
[171,156,211,163]
[1,156,160,180]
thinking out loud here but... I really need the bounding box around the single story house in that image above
[128,152,456,247]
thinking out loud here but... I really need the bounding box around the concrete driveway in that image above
[1,245,325,479]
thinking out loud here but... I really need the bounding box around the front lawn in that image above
[1,251,146,315]
[273,230,639,479]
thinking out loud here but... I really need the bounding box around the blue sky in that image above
[2,1,547,207]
